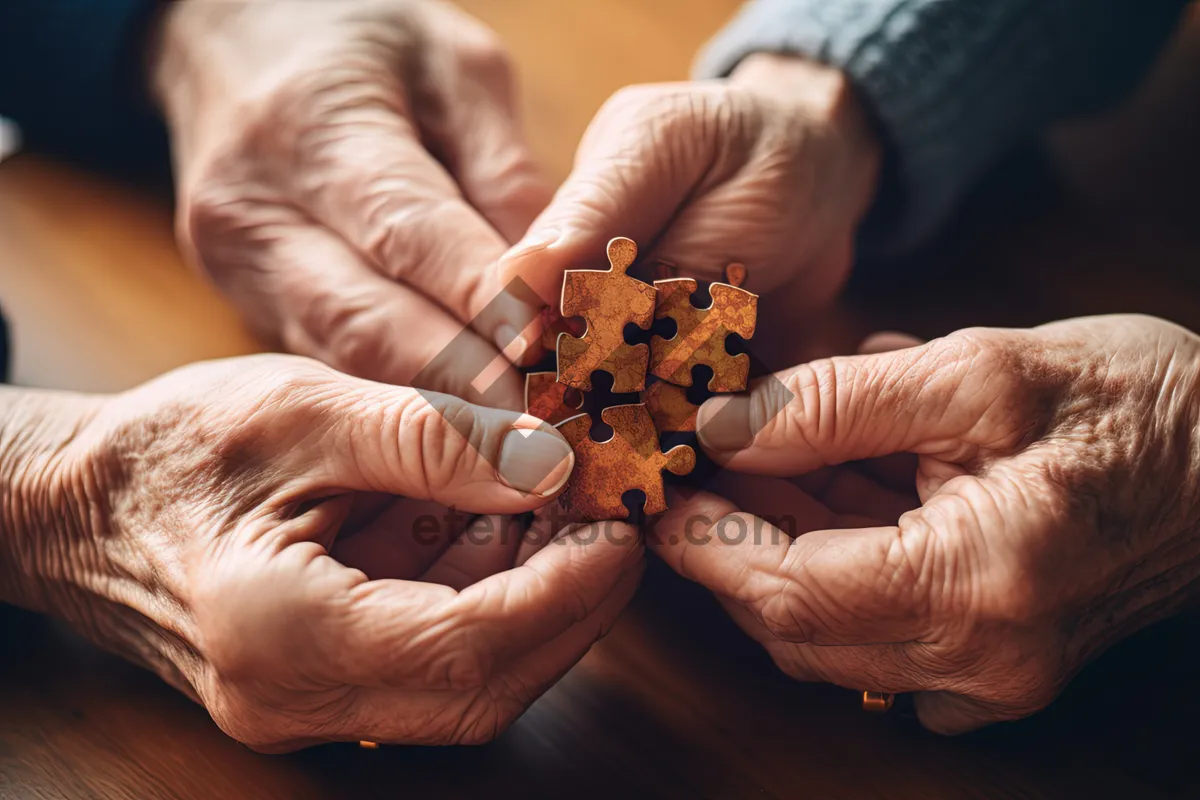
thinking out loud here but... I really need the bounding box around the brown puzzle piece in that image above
[557,237,657,393]
[641,381,699,432]
[538,306,584,351]
[556,404,695,520]
[650,278,758,392]
[525,372,584,426]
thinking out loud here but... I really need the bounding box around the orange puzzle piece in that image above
[641,381,699,432]
[557,237,657,393]
[556,404,695,520]
[525,372,584,426]
[649,274,757,393]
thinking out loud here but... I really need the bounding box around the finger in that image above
[639,188,851,298]
[431,61,552,243]
[337,543,642,745]
[334,519,641,691]
[448,520,642,663]
[420,514,524,590]
[499,82,730,304]
[270,223,524,409]
[294,109,541,361]
[857,331,924,355]
[319,384,574,513]
[650,498,933,646]
[416,0,552,243]
[332,499,473,581]
[696,335,1008,474]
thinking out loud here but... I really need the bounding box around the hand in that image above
[651,315,1200,733]
[1,356,641,751]
[500,54,880,354]
[151,0,552,409]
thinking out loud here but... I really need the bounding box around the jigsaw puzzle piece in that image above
[525,372,584,425]
[557,237,657,393]
[641,380,699,432]
[556,403,695,520]
[538,306,584,351]
[650,277,758,393]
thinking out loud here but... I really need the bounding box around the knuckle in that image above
[398,395,480,496]
[453,32,513,81]
[773,360,842,460]
[900,494,993,628]
[601,83,664,116]
[938,328,1015,378]
[181,179,252,261]
[422,620,495,692]
[358,195,450,271]
[924,328,1054,450]
[594,84,701,141]
[325,304,397,378]
[758,586,814,643]
[431,650,493,695]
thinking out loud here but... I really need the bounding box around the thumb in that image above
[697,333,1013,474]
[321,380,574,513]
[498,83,721,304]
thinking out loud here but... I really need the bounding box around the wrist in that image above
[731,53,882,222]
[0,390,107,614]
[733,54,878,151]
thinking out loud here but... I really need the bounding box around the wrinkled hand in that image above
[652,315,1200,733]
[501,54,879,350]
[152,0,552,408]
[2,356,641,751]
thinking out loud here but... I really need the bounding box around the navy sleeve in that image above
[697,0,1189,259]
[0,0,169,175]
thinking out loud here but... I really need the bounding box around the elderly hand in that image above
[501,54,879,346]
[151,0,552,409]
[0,356,641,751]
[651,315,1200,733]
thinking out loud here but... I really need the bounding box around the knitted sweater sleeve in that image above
[696,0,1188,258]
[0,0,168,174]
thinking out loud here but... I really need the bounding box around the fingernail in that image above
[696,394,755,454]
[497,427,575,497]
[506,228,561,260]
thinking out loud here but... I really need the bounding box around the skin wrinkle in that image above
[658,317,1200,732]
[4,341,643,748]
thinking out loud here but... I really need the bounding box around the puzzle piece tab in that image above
[650,278,757,393]
[641,381,699,432]
[525,372,584,426]
[558,237,657,393]
[556,404,695,520]
[538,306,584,351]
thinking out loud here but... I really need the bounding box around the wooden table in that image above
[3,2,1200,797]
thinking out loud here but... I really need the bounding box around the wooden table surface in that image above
[3,2,1200,798]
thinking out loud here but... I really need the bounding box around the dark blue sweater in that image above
[0,0,167,175]
[0,0,1189,251]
